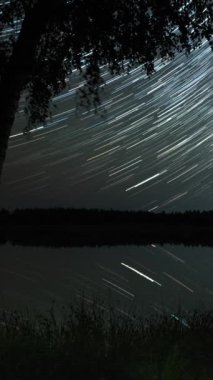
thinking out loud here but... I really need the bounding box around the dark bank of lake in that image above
[0,243,213,321]
[1,209,213,247]
[1,223,213,247]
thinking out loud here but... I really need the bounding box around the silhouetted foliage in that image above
[0,300,213,380]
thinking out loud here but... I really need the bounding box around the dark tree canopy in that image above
[0,0,212,178]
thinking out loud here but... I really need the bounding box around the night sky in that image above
[0,39,212,211]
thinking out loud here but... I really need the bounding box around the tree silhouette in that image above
[0,0,212,179]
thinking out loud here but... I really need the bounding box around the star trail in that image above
[0,39,212,210]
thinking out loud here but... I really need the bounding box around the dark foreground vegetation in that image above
[0,208,213,247]
[0,300,213,380]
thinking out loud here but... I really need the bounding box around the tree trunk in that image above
[0,70,25,182]
[0,0,62,181]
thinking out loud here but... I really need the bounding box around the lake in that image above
[0,243,213,321]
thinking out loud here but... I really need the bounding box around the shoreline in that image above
[1,222,213,247]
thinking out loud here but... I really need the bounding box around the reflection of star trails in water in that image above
[163,272,194,293]
[121,262,162,287]
[1,40,213,210]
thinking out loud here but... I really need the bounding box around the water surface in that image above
[0,243,213,320]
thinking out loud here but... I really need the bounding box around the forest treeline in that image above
[0,208,213,226]
[0,208,213,247]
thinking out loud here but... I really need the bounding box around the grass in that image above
[0,299,212,380]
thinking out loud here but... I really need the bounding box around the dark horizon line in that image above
[1,207,212,212]
[1,207,213,248]
[0,207,213,226]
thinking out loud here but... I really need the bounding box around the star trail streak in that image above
[121,263,162,287]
